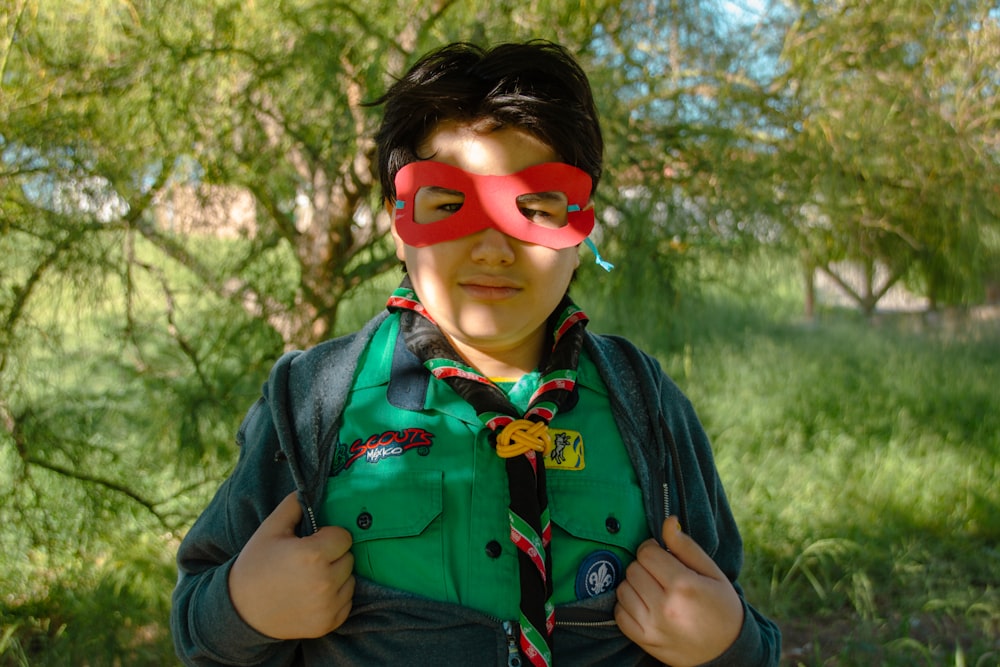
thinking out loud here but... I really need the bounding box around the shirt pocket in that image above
[547,478,650,603]
[322,469,446,596]
[548,478,649,554]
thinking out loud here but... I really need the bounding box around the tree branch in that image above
[24,454,171,526]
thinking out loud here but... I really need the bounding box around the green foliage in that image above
[780,0,1000,308]
[0,532,176,667]
[1,229,281,662]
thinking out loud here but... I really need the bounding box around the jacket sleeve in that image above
[170,395,302,667]
[659,377,782,667]
[590,333,781,667]
[171,317,379,666]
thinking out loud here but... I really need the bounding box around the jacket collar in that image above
[386,324,430,411]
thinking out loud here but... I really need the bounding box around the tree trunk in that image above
[802,251,816,321]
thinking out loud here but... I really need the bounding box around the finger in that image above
[258,492,303,537]
[308,525,354,561]
[613,588,645,642]
[333,580,355,628]
[614,574,651,623]
[624,555,667,602]
[633,536,686,590]
[660,516,728,582]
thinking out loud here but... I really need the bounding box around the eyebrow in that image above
[516,191,567,203]
[419,186,465,197]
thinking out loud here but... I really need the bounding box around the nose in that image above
[470,226,516,265]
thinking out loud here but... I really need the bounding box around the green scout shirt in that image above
[318,313,650,620]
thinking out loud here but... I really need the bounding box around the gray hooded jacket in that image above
[171,312,781,666]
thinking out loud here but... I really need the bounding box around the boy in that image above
[171,40,780,666]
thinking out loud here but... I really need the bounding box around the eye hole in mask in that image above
[414,187,572,230]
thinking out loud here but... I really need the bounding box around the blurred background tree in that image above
[1,0,784,516]
[779,0,1000,314]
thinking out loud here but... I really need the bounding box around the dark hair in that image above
[371,40,603,202]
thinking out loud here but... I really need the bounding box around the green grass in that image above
[696,321,999,665]
[3,246,998,666]
[582,249,1000,665]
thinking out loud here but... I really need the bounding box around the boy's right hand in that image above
[229,491,355,639]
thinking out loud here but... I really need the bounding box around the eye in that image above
[518,206,554,223]
[414,186,465,224]
[516,191,569,229]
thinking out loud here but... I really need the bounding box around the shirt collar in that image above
[359,312,602,421]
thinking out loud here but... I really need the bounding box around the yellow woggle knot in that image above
[495,419,552,459]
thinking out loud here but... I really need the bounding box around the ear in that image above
[386,198,406,261]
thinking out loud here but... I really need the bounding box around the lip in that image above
[459,276,522,300]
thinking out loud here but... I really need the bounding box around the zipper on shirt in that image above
[501,620,522,667]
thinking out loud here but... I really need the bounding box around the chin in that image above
[456,325,508,344]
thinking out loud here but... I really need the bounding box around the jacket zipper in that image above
[663,482,670,522]
[501,620,522,667]
[498,613,618,663]
[555,619,619,628]
[305,503,319,535]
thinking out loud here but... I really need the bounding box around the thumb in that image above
[259,491,303,537]
[661,516,727,581]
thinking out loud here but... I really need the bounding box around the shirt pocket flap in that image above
[548,478,648,554]
[324,470,443,542]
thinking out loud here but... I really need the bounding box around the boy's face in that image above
[389,119,582,375]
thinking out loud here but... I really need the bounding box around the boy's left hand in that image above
[614,516,744,667]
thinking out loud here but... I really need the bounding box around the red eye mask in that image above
[393,161,595,249]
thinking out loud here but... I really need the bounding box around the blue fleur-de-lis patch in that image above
[575,550,623,599]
